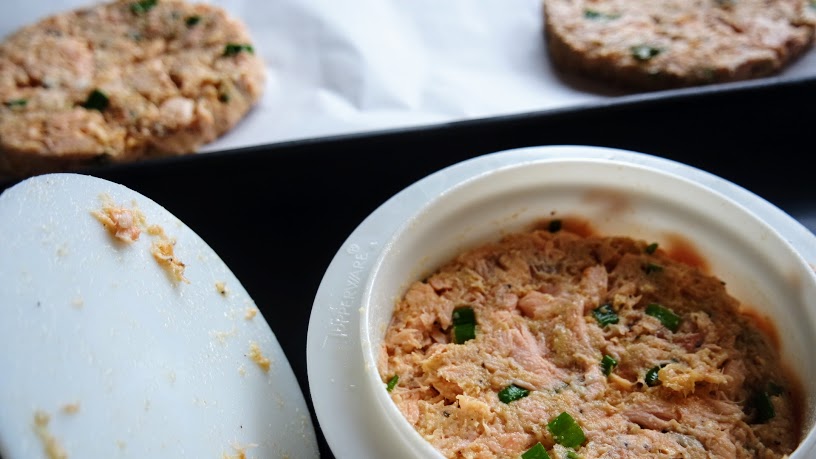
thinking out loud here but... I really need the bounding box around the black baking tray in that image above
[1,77,814,458]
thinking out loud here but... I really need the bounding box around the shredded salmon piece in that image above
[33,410,68,459]
[148,224,189,284]
[61,402,80,415]
[248,342,271,372]
[91,194,145,242]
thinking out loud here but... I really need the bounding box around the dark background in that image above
[1,77,813,458]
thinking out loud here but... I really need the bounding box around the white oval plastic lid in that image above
[306,144,816,459]
[0,174,319,459]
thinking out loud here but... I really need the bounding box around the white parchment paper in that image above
[3,0,815,153]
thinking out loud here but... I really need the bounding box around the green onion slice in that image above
[631,45,662,61]
[566,451,582,459]
[452,306,476,344]
[4,99,27,108]
[386,374,399,392]
[521,442,551,459]
[643,262,663,274]
[81,89,109,111]
[645,303,680,332]
[452,306,476,326]
[547,412,586,449]
[592,304,619,327]
[601,355,618,376]
[749,384,785,423]
[645,364,667,387]
[453,322,476,344]
[645,242,659,254]
[223,43,255,57]
[584,9,603,19]
[584,9,620,20]
[130,0,157,15]
[498,384,530,404]
[751,391,775,423]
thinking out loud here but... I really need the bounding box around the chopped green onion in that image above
[644,366,660,386]
[185,15,201,27]
[498,384,530,404]
[81,89,109,112]
[592,304,619,327]
[452,306,476,344]
[750,391,775,423]
[631,45,662,61]
[452,306,476,326]
[749,383,784,422]
[548,219,562,233]
[223,43,254,57]
[643,263,663,274]
[4,99,27,108]
[583,9,620,20]
[130,0,158,15]
[386,374,399,392]
[566,451,581,459]
[584,9,602,19]
[453,322,476,344]
[601,355,618,376]
[645,303,681,332]
[521,442,551,459]
[547,412,586,449]
[645,242,659,254]
[645,364,667,387]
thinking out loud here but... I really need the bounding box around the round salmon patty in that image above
[0,0,265,177]
[543,0,816,90]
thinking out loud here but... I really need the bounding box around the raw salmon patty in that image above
[0,0,265,177]
[543,0,816,90]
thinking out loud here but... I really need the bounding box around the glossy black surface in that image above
[1,77,813,458]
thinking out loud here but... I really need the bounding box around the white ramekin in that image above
[307,145,816,458]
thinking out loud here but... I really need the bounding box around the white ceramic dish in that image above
[306,145,816,458]
[0,174,319,459]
